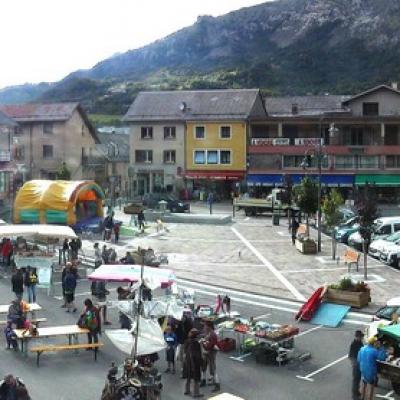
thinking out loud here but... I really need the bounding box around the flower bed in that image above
[324,278,371,308]
[295,238,317,254]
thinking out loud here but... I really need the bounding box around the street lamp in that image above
[301,119,338,253]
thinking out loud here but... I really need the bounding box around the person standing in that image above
[62,238,69,263]
[164,325,177,374]
[357,337,386,400]
[69,239,79,261]
[63,267,77,313]
[24,266,38,304]
[91,280,112,325]
[201,321,220,392]
[184,328,204,398]
[348,330,364,400]
[80,298,101,345]
[137,210,145,232]
[94,243,102,269]
[291,217,299,245]
[113,223,120,244]
[108,248,117,264]
[2,239,13,267]
[11,269,24,301]
[101,245,109,265]
[103,212,114,241]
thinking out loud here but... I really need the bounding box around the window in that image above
[108,143,118,158]
[195,126,205,139]
[43,122,53,134]
[164,127,176,140]
[163,150,176,164]
[194,150,205,164]
[135,150,153,163]
[363,102,379,116]
[376,224,392,235]
[207,150,218,164]
[335,156,355,169]
[394,223,400,232]
[43,145,53,159]
[283,155,328,168]
[220,126,231,139]
[359,156,379,169]
[15,126,23,135]
[386,155,400,168]
[220,150,231,164]
[141,127,153,139]
[15,146,25,160]
[335,155,379,169]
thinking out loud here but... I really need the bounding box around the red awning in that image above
[185,171,244,180]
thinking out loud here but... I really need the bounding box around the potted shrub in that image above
[295,237,317,254]
[324,278,371,308]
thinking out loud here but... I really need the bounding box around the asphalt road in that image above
[0,268,396,400]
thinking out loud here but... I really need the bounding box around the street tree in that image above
[293,176,318,237]
[56,162,71,180]
[355,184,379,279]
[321,189,344,259]
[281,174,294,224]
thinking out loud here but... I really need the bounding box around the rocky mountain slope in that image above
[3,0,400,113]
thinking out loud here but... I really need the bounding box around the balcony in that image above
[0,150,11,162]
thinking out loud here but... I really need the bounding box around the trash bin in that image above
[158,200,168,213]
[273,213,280,226]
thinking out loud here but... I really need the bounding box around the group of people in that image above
[103,212,120,243]
[61,238,81,263]
[11,267,39,303]
[161,314,221,398]
[348,329,394,400]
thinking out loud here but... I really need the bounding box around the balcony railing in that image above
[251,138,324,146]
[0,150,11,162]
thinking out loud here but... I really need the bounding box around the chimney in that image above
[392,82,398,90]
[291,103,298,115]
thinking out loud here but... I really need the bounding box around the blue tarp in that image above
[247,174,354,187]
[310,302,351,327]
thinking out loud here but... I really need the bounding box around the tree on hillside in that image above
[355,184,379,279]
[321,189,344,259]
[293,176,318,237]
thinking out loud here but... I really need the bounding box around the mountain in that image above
[4,0,400,114]
[0,82,52,104]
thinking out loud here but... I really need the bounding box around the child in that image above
[4,322,18,350]
[164,325,177,374]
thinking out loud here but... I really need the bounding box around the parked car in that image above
[334,218,360,243]
[142,193,189,213]
[369,231,400,258]
[379,239,400,267]
[123,202,143,215]
[365,297,400,337]
[348,217,400,250]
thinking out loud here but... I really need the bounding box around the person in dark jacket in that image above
[23,266,38,304]
[184,328,204,398]
[349,330,364,400]
[79,298,101,345]
[62,238,69,263]
[63,267,77,313]
[11,269,24,301]
[176,314,194,378]
[291,217,299,245]
[0,374,31,400]
[137,210,145,232]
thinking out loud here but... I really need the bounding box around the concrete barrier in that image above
[144,210,232,225]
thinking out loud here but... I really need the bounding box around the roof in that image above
[0,110,17,127]
[96,132,130,162]
[123,89,265,122]
[264,95,351,117]
[343,84,400,105]
[0,102,99,143]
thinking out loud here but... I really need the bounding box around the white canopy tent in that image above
[0,224,77,240]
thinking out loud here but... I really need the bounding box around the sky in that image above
[0,0,267,89]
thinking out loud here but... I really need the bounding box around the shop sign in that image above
[295,138,324,146]
[251,138,290,146]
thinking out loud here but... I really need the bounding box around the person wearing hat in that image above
[357,336,386,400]
[348,330,364,400]
[184,328,204,398]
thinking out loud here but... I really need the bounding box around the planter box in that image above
[295,239,317,254]
[324,288,370,308]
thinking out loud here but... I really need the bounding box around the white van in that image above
[348,217,400,250]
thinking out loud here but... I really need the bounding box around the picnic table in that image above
[14,324,89,353]
[0,303,42,314]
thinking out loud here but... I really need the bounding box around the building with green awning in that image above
[355,175,400,186]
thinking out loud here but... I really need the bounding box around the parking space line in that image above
[230,353,252,362]
[296,325,323,338]
[376,390,394,399]
[231,227,306,301]
[296,355,348,382]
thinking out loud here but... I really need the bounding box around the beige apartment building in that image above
[124,93,186,195]
[0,103,99,181]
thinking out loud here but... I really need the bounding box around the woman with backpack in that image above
[79,298,101,345]
[24,266,38,304]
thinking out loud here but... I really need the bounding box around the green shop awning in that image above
[378,324,400,340]
[355,174,400,186]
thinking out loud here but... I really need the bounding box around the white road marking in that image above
[229,353,252,362]
[231,227,306,301]
[296,355,348,382]
[244,217,250,221]
[376,390,394,399]
[295,325,323,338]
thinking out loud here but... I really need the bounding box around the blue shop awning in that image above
[247,174,354,187]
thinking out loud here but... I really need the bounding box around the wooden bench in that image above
[0,318,47,326]
[30,342,104,366]
[342,248,360,272]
